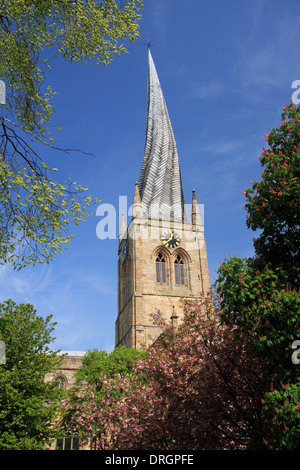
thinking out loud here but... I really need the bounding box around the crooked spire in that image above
[138,50,187,222]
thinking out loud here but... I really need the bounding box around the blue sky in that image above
[1,0,299,353]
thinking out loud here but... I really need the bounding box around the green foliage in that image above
[262,379,300,450]
[0,0,142,268]
[216,102,300,449]
[0,147,94,269]
[0,0,143,136]
[243,102,300,287]
[217,256,299,372]
[0,299,62,450]
[63,346,147,448]
[75,346,147,395]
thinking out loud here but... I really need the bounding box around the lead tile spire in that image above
[138,50,187,222]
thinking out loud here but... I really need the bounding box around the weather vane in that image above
[144,38,154,50]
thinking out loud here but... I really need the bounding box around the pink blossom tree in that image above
[62,294,271,450]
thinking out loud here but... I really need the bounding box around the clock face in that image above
[161,230,180,249]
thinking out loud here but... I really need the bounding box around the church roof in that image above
[58,351,86,357]
[138,50,187,222]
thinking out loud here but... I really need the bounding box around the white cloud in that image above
[191,80,224,100]
[152,2,169,37]
[234,9,300,91]
[195,138,244,155]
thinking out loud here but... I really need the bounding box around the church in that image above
[45,48,210,450]
[46,49,210,391]
[116,48,210,349]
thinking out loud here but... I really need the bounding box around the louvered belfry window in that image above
[156,253,167,284]
[174,255,185,285]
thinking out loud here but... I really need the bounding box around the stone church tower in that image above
[115,50,210,349]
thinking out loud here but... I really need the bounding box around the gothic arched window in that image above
[55,375,67,390]
[174,255,185,285]
[156,253,167,284]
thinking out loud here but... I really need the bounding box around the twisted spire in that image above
[138,50,187,222]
